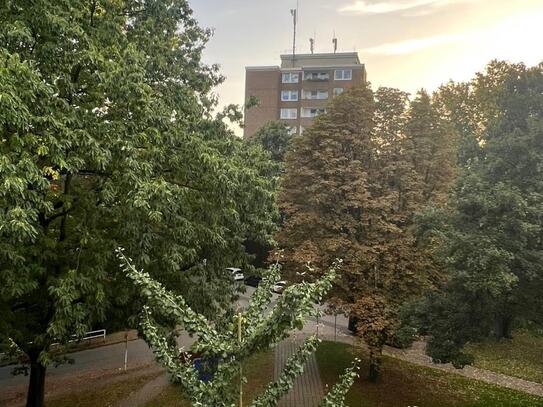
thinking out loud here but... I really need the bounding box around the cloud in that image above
[339,0,472,15]
[363,33,466,55]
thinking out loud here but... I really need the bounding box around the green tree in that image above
[118,249,359,406]
[248,121,293,164]
[415,62,543,366]
[0,1,276,406]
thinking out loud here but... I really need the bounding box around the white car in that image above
[226,267,244,282]
[272,280,287,294]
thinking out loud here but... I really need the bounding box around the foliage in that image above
[414,61,543,367]
[118,249,357,406]
[319,358,360,407]
[0,1,277,405]
[248,121,293,164]
[277,85,456,380]
[351,295,394,382]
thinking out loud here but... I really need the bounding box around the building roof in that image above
[246,52,363,72]
[280,52,361,68]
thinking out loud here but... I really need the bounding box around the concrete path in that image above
[274,339,324,407]
[298,316,543,399]
[384,340,543,398]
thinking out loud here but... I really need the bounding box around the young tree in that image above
[0,1,276,405]
[117,249,359,406]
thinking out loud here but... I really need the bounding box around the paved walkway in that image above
[274,339,324,407]
[298,316,543,399]
[384,340,543,398]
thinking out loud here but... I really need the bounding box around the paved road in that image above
[0,333,196,389]
[0,285,349,393]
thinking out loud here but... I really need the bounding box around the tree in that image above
[351,295,393,382]
[413,62,543,366]
[248,121,293,165]
[277,86,435,381]
[0,1,276,406]
[118,249,359,406]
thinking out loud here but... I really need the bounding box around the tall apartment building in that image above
[243,52,366,138]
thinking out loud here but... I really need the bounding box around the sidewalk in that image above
[275,339,324,407]
[299,315,543,398]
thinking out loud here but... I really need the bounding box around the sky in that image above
[191,0,543,127]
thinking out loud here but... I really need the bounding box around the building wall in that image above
[244,54,366,138]
[244,68,281,138]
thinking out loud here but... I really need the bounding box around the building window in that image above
[281,90,299,101]
[334,69,352,80]
[301,107,326,118]
[282,72,300,83]
[302,90,328,100]
[280,108,298,119]
[333,88,344,96]
[304,71,329,81]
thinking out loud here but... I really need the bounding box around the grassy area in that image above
[465,331,543,384]
[48,371,162,407]
[145,350,274,406]
[316,341,543,407]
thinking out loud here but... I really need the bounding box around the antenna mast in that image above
[333,30,338,53]
[290,1,299,67]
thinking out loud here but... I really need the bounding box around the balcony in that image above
[304,72,330,82]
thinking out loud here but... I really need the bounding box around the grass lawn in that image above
[316,341,543,407]
[465,331,543,384]
[48,371,162,407]
[145,350,274,406]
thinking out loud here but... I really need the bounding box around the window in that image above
[304,71,329,81]
[281,90,299,101]
[301,107,326,118]
[280,108,297,119]
[333,88,344,96]
[334,69,352,80]
[302,90,328,100]
[282,72,300,83]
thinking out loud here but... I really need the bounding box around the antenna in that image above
[333,30,338,53]
[309,38,314,54]
[290,1,298,67]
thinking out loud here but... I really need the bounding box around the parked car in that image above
[272,280,287,294]
[244,275,262,287]
[226,267,244,282]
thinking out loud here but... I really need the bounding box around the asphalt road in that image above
[0,286,350,391]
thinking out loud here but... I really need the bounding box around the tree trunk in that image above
[26,358,46,407]
[495,315,513,339]
[368,348,381,383]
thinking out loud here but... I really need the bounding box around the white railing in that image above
[51,329,107,346]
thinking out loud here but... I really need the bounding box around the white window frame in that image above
[280,108,298,120]
[282,72,300,84]
[333,88,344,96]
[301,107,326,118]
[281,90,299,101]
[334,69,352,81]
